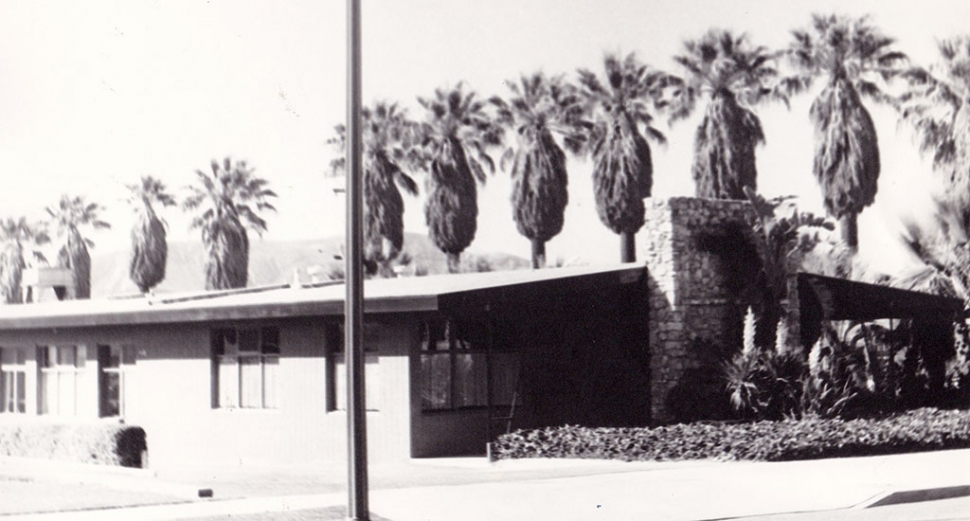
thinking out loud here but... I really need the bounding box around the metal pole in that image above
[345,0,369,519]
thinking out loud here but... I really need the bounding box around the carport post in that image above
[345,0,369,519]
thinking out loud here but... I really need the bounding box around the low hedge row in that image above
[0,423,146,467]
[492,408,970,462]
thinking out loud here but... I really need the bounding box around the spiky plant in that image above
[492,72,587,268]
[183,158,277,290]
[416,84,503,273]
[673,29,792,200]
[0,218,49,303]
[899,36,970,211]
[126,176,176,293]
[329,102,421,277]
[45,196,110,299]
[788,14,907,249]
[577,53,674,262]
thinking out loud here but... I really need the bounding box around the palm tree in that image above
[126,176,176,293]
[183,158,277,290]
[899,36,970,210]
[577,53,671,262]
[492,72,587,268]
[329,102,421,277]
[672,29,789,201]
[0,218,49,303]
[788,14,907,250]
[416,83,503,273]
[45,196,110,300]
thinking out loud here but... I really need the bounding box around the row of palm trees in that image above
[0,157,278,303]
[334,14,965,271]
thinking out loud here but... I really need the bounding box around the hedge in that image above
[0,423,146,467]
[492,408,970,462]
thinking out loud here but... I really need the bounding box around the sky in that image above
[1,0,969,273]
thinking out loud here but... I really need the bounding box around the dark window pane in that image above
[421,353,451,410]
[261,327,280,354]
[102,372,120,417]
[58,346,75,366]
[454,353,487,407]
[238,329,260,353]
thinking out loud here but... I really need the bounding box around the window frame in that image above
[98,344,136,418]
[38,345,86,417]
[325,322,380,413]
[0,349,27,414]
[211,326,280,410]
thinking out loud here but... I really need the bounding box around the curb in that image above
[855,485,970,509]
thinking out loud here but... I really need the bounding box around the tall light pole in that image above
[345,0,369,520]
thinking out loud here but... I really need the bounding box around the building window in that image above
[420,319,519,412]
[212,326,279,409]
[38,345,87,416]
[326,323,380,412]
[98,345,136,418]
[1,349,26,414]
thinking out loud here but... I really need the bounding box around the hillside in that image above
[90,233,529,297]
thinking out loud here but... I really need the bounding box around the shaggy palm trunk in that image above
[204,222,250,290]
[446,253,461,274]
[840,213,859,251]
[531,239,546,269]
[59,230,90,299]
[692,91,764,200]
[620,232,636,263]
[0,243,24,303]
[129,207,168,293]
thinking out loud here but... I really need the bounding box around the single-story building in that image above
[0,264,650,468]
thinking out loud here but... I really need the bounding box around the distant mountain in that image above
[90,233,529,297]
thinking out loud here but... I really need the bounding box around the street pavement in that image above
[0,449,967,520]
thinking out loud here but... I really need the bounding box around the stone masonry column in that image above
[642,197,756,423]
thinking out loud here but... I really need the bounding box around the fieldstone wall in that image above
[642,197,757,423]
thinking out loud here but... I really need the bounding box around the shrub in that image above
[0,423,146,467]
[492,408,970,462]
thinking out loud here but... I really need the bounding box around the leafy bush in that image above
[492,408,970,462]
[0,423,146,467]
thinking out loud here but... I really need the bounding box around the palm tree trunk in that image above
[531,239,546,269]
[446,253,461,274]
[620,232,636,263]
[839,213,859,251]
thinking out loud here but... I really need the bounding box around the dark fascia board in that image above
[797,272,964,321]
[437,266,645,314]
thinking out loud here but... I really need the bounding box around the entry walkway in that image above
[0,449,968,520]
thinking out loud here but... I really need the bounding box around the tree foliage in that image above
[45,196,110,300]
[329,102,421,277]
[577,53,673,262]
[183,158,277,290]
[0,218,49,304]
[127,176,176,293]
[899,36,970,211]
[492,72,587,268]
[788,14,907,248]
[673,29,790,200]
[416,83,503,273]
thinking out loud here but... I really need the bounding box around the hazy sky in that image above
[1,0,968,271]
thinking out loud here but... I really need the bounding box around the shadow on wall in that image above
[498,282,652,429]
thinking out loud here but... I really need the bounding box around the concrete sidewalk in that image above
[0,449,968,520]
